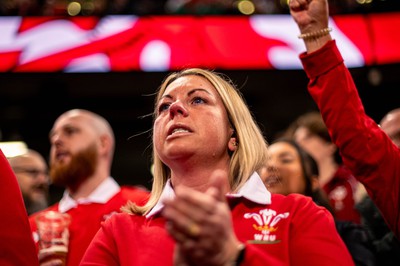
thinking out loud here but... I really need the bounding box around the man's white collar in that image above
[58,177,121,213]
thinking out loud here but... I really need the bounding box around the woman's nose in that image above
[169,101,188,118]
[266,159,279,173]
[267,164,276,173]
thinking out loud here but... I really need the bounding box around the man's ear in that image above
[99,135,111,156]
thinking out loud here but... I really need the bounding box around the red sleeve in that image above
[300,40,400,239]
[0,149,39,266]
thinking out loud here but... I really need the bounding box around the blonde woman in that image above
[81,67,353,265]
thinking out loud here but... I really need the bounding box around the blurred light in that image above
[281,0,289,8]
[67,1,81,16]
[368,68,382,86]
[82,1,95,15]
[0,141,28,158]
[237,0,255,15]
[356,0,373,4]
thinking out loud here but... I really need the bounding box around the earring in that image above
[232,141,238,147]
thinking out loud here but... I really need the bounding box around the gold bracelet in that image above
[298,27,332,40]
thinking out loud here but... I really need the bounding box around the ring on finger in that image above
[187,222,200,238]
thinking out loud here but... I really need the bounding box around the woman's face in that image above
[261,142,306,196]
[153,75,233,168]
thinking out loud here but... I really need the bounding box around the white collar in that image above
[146,172,271,218]
[58,177,121,213]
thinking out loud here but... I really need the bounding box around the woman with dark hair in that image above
[262,138,376,266]
[285,111,361,224]
[261,139,332,211]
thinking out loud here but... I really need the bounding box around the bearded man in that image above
[29,109,149,266]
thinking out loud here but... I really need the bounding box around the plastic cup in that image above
[35,211,71,265]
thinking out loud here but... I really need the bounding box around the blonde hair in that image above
[126,68,268,215]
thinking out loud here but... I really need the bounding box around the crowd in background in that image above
[1,0,399,16]
[1,0,399,265]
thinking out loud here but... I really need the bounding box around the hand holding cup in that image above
[36,211,71,266]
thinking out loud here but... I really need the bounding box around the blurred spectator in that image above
[380,108,400,148]
[356,195,400,265]
[8,149,49,215]
[354,107,400,266]
[28,109,149,266]
[284,111,362,224]
[262,138,376,266]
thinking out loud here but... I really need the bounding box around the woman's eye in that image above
[192,97,205,105]
[158,103,170,113]
[281,158,293,164]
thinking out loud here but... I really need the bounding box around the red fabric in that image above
[0,149,39,266]
[81,194,354,266]
[301,40,400,239]
[29,186,149,266]
[322,165,361,224]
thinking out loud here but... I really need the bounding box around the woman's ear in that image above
[228,128,238,152]
[311,175,320,191]
[228,137,238,152]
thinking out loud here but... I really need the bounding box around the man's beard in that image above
[24,196,48,216]
[50,143,98,189]
[23,183,49,215]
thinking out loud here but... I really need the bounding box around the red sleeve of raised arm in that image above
[300,40,400,239]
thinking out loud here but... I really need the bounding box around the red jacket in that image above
[81,176,353,266]
[301,40,400,239]
[323,165,360,223]
[0,149,38,266]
